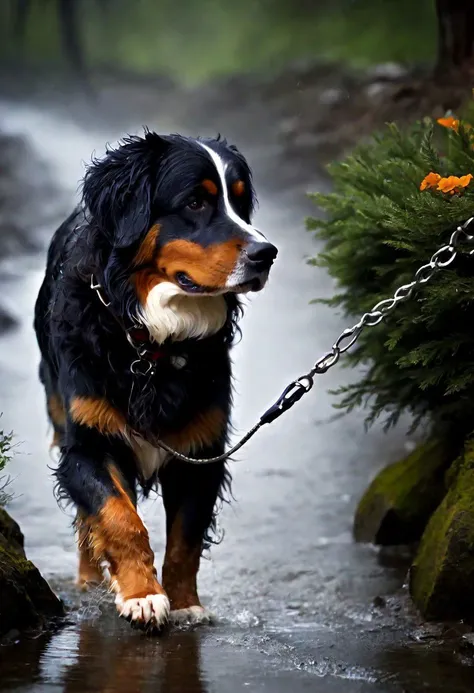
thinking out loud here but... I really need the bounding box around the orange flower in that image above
[437,175,460,193]
[437,174,473,195]
[458,174,473,187]
[420,172,441,190]
[420,172,473,195]
[437,116,460,132]
[459,173,472,188]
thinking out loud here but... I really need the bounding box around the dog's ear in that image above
[82,131,167,248]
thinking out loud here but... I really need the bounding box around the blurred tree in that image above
[435,0,474,79]
[13,0,108,78]
[5,1,473,86]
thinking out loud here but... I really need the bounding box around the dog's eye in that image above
[186,195,206,212]
[175,271,200,292]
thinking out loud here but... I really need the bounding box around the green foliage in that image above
[0,429,13,472]
[307,114,474,436]
[0,428,13,506]
[0,0,436,84]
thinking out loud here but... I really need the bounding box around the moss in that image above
[0,511,64,640]
[354,439,452,545]
[410,441,474,621]
[0,507,25,556]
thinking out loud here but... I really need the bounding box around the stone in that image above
[0,306,17,333]
[0,507,25,555]
[365,82,389,100]
[0,508,64,640]
[410,442,474,621]
[319,88,344,107]
[354,439,450,545]
[372,596,386,609]
[367,62,408,81]
[462,633,474,649]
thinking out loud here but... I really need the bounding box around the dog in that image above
[34,131,277,631]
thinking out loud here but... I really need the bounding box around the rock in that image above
[0,131,61,261]
[354,439,451,545]
[0,508,64,640]
[0,306,17,334]
[365,82,390,100]
[462,632,474,649]
[319,87,344,107]
[0,508,25,555]
[278,116,300,136]
[372,595,386,609]
[410,442,474,621]
[367,62,408,81]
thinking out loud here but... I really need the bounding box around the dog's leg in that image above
[47,392,66,448]
[58,430,169,631]
[160,457,227,625]
[75,511,104,590]
[40,360,67,448]
[91,464,170,630]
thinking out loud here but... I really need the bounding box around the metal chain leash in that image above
[155,217,474,465]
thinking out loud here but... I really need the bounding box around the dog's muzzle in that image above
[245,242,278,272]
[229,240,278,292]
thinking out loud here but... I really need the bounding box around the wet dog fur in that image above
[34,131,277,631]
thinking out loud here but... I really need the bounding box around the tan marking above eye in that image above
[158,239,242,288]
[232,180,245,197]
[202,179,218,196]
[133,225,160,267]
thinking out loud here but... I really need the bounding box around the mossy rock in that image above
[0,508,64,641]
[0,507,25,555]
[410,441,474,621]
[354,439,451,545]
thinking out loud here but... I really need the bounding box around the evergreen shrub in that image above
[308,114,474,441]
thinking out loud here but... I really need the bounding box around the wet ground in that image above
[1,77,474,691]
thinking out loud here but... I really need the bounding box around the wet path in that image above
[0,96,473,692]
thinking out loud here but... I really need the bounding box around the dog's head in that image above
[81,131,277,343]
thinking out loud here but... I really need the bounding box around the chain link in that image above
[303,218,474,379]
[156,218,474,464]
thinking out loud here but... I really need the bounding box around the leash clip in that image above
[259,376,313,425]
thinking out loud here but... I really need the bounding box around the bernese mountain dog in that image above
[34,131,277,632]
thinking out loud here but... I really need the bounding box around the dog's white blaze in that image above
[138,280,227,343]
[198,142,266,243]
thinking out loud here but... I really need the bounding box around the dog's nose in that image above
[245,242,278,271]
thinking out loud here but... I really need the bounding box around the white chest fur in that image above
[138,281,228,344]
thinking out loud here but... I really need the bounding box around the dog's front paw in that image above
[169,605,214,626]
[117,593,170,632]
